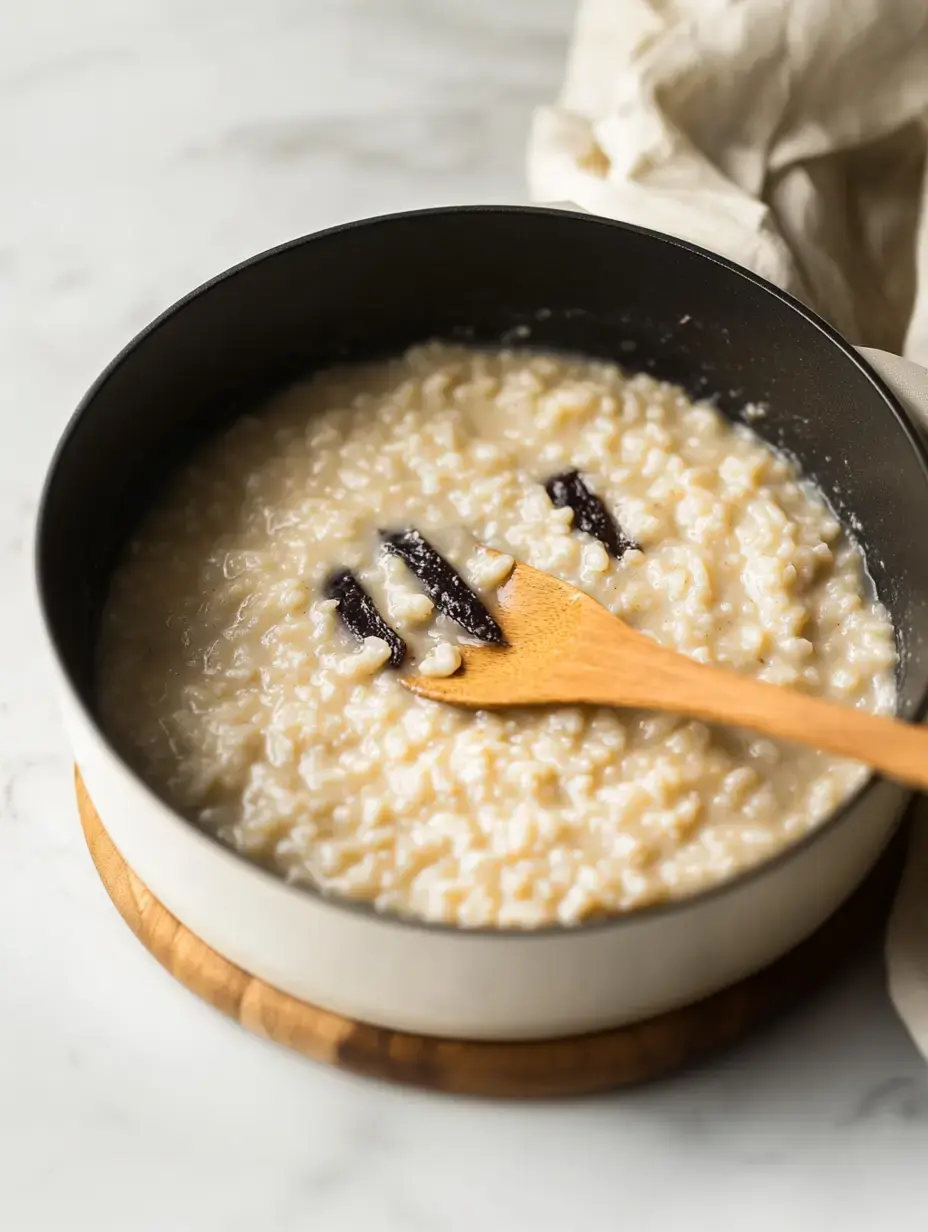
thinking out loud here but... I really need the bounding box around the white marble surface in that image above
[3,1,928,1227]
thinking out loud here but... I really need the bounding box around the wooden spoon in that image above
[404,560,928,791]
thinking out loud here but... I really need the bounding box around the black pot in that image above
[35,206,928,1041]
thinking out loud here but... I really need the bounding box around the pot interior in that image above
[37,207,928,730]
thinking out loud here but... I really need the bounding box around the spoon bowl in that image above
[406,560,595,707]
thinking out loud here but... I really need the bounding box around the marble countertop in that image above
[3,1,928,1227]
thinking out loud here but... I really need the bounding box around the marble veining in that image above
[2,0,928,1227]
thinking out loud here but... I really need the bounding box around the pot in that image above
[36,207,928,1041]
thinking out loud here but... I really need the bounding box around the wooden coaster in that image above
[76,771,903,1098]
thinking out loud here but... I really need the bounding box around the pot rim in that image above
[34,203,928,940]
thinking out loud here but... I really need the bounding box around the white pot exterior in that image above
[51,347,928,1042]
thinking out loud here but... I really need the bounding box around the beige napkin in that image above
[529,0,928,361]
[527,0,928,1054]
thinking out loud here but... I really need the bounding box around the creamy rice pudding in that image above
[100,344,896,927]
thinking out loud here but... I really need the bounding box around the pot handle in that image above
[857,347,928,441]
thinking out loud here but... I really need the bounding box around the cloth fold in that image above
[528,0,928,359]
[527,0,928,1057]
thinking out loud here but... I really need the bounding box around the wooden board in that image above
[76,771,903,1098]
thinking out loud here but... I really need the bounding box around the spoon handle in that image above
[572,629,928,790]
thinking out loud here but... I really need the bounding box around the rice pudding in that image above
[99,344,896,927]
